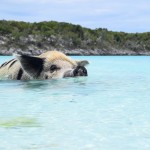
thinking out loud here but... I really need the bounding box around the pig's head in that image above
[16,51,89,79]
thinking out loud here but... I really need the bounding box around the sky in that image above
[0,0,150,33]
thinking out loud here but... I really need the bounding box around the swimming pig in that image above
[0,51,89,80]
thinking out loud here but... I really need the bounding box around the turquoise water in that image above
[0,56,150,150]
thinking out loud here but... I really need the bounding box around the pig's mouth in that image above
[64,66,88,78]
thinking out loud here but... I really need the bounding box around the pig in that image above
[0,50,89,80]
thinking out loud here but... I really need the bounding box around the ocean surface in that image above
[0,56,150,150]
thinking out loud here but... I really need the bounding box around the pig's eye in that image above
[50,65,58,73]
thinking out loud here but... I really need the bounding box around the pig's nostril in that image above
[83,68,87,75]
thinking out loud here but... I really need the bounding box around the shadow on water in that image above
[0,77,90,101]
[22,77,88,90]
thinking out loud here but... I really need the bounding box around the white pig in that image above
[0,50,89,80]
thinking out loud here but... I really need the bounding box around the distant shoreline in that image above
[0,20,150,56]
[0,49,150,56]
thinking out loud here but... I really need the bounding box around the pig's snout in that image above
[73,66,87,77]
[64,66,88,78]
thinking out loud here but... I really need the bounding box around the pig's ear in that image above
[76,60,89,66]
[14,54,44,78]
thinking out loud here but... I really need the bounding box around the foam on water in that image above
[0,56,150,150]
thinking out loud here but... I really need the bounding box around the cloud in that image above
[0,0,150,32]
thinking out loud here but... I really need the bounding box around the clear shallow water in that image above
[0,56,150,150]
